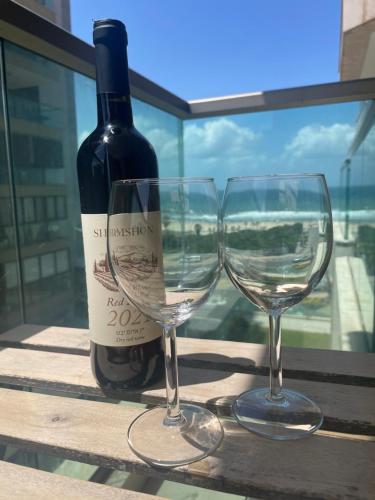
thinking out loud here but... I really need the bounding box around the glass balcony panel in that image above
[74,73,183,180]
[3,41,183,329]
[183,102,375,352]
[1,36,373,352]
[3,40,87,326]
[345,108,375,352]
[133,98,182,178]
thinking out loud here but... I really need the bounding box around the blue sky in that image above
[73,1,362,190]
[71,0,341,100]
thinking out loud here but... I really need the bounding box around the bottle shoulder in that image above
[77,124,157,166]
[78,125,155,153]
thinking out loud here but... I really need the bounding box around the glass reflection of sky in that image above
[183,102,360,189]
[73,72,371,205]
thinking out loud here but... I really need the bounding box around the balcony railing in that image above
[0,0,374,353]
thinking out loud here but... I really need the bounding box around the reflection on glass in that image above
[23,257,39,283]
[339,101,375,352]
[0,42,184,330]
[46,197,56,219]
[41,253,54,278]
[56,249,69,273]
[183,101,375,352]
[0,36,372,353]
[133,98,182,178]
[4,41,79,326]
[5,262,18,289]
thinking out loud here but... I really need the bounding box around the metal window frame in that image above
[187,79,375,118]
[347,101,375,159]
[0,37,25,321]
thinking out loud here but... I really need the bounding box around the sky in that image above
[71,0,342,100]
[72,0,367,191]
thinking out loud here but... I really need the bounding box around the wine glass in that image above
[222,174,333,440]
[107,177,223,467]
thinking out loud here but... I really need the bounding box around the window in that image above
[46,197,56,220]
[41,252,55,278]
[5,262,18,289]
[23,257,40,284]
[56,249,69,273]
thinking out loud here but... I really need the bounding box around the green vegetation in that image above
[224,223,303,253]
[282,328,331,349]
[163,231,217,253]
[163,222,303,254]
[232,323,331,349]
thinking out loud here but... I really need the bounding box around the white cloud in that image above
[184,118,259,158]
[363,125,375,154]
[183,118,265,186]
[134,114,155,132]
[145,128,178,160]
[134,115,178,160]
[78,122,178,171]
[285,123,354,158]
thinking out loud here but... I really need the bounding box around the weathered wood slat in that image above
[0,347,373,434]
[2,324,374,386]
[0,460,165,499]
[0,325,89,355]
[0,388,373,500]
[178,336,375,387]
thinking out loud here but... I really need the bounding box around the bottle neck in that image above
[94,25,132,126]
[97,93,133,126]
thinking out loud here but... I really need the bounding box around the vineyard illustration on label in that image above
[93,247,158,291]
[93,253,118,291]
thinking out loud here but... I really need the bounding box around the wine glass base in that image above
[233,388,323,440]
[127,403,224,468]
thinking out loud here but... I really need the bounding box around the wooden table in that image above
[0,324,374,499]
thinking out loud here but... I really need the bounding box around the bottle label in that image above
[81,213,163,347]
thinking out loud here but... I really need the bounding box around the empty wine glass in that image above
[107,177,223,467]
[222,174,333,440]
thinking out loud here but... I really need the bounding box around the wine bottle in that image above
[77,19,164,391]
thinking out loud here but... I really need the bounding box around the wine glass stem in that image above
[268,313,283,399]
[163,326,182,424]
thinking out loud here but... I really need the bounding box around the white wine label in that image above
[81,213,163,347]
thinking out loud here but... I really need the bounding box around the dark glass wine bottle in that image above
[77,19,164,391]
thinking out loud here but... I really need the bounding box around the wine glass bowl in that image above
[108,177,223,467]
[109,178,220,327]
[222,174,333,440]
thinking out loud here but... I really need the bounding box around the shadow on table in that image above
[179,352,265,375]
[99,351,264,403]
